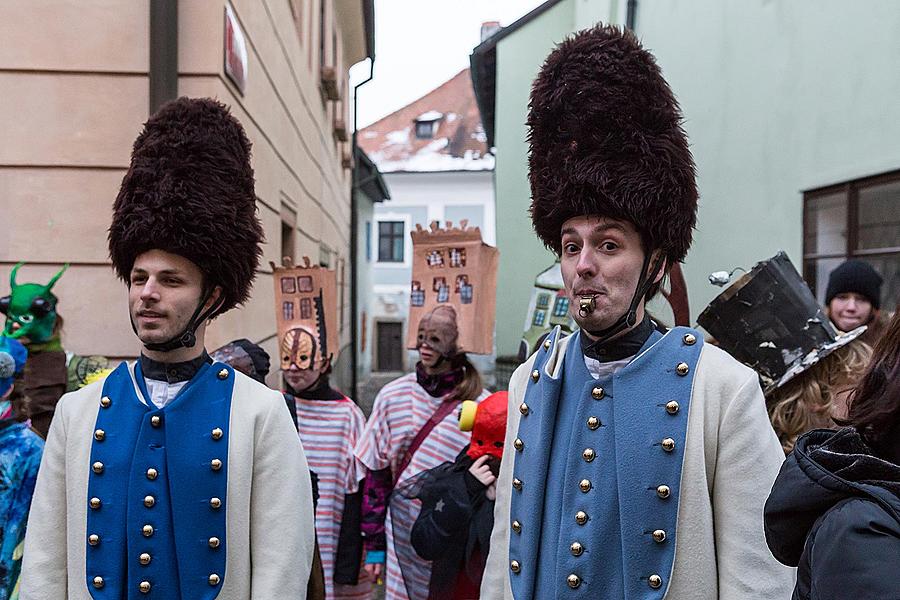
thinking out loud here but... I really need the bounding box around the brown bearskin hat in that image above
[108,97,264,314]
[528,24,697,263]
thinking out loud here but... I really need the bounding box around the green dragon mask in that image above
[1,262,68,343]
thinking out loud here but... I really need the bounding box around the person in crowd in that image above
[355,305,489,600]
[765,310,900,598]
[404,391,507,600]
[481,25,793,599]
[281,334,371,598]
[0,337,43,600]
[20,97,314,599]
[767,341,871,452]
[211,337,332,600]
[699,252,874,453]
[826,258,887,345]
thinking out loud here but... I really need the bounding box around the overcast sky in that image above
[350,0,546,129]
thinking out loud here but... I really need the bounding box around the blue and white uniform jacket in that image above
[21,360,315,600]
[482,327,795,600]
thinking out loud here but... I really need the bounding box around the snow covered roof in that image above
[359,69,494,173]
[416,110,444,122]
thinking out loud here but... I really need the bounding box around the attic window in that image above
[414,111,443,139]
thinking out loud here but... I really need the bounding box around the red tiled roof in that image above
[358,68,493,172]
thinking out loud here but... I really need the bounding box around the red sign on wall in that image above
[224,4,248,94]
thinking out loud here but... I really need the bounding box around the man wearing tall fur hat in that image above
[21,97,315,599]
[482,25,793,599]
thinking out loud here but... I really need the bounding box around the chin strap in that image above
[134,290,225,353]
[583,253,666,345]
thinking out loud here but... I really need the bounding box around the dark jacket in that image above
[410,448,494,600]
[764,428,900,599]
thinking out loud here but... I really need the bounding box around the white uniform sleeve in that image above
[20,402,70,599]
[250,396,316,599]
[480,362,531,600]
[714,372,795,599]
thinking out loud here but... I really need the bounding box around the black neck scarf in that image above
[581,315,661,363]
[415,361,464,398]
[140,351,212,383]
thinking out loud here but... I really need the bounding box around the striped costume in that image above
[355,374,488,600]
[296,394,371,600]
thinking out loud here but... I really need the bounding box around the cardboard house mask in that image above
[272,257,338,371]
[406,221,498,355]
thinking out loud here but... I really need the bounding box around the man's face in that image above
[129,249,208,346]
[828,292,874,332]
[560,216,658,333]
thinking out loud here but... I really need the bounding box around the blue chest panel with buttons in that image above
[85,360,233,599]
[508,327,703,599]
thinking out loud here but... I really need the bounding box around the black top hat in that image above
[697,252,866,392]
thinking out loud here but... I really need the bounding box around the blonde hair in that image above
[766,340,872,454]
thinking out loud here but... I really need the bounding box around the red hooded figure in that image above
[461,391,508,463]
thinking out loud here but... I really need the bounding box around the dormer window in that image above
[414,111,443,139]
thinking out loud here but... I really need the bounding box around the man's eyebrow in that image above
[561,222,627,237]
[129,268,184,276]
[593,222,626,233]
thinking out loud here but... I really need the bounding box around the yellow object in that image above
[458,400,478,432]
[83,368,114,388]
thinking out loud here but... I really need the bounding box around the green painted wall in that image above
[637,0,900,321]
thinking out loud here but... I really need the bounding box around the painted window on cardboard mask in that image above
[427,250,444,267]
[449,247,466,267]
[281,277,297,294]
[533,310,546,327]
[283,301,295,320]
[553,297,570,317]
[297,276,314,293]
[300,298,312,319]
[536,293,551,310]
[433,277,450,303]
[410,281,425,307]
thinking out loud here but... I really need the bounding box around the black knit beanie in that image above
[825,260,883,309]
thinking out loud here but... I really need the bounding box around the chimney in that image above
[480,21,501,42]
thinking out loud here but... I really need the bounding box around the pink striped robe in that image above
[296,395,372,600]
[354,374,488,600]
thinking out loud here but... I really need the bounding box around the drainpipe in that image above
[626,0,638,31]
[350,57,375,401]
[149,0,178,114]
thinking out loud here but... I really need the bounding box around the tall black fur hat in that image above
[109,97,264,315]
[528,25,697,263]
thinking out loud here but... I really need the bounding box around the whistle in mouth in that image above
[578,296,596,317]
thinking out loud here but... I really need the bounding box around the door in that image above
[376,321,404,372]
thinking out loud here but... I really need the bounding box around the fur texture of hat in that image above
[528,24,698,263]
[108,97,264,314]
